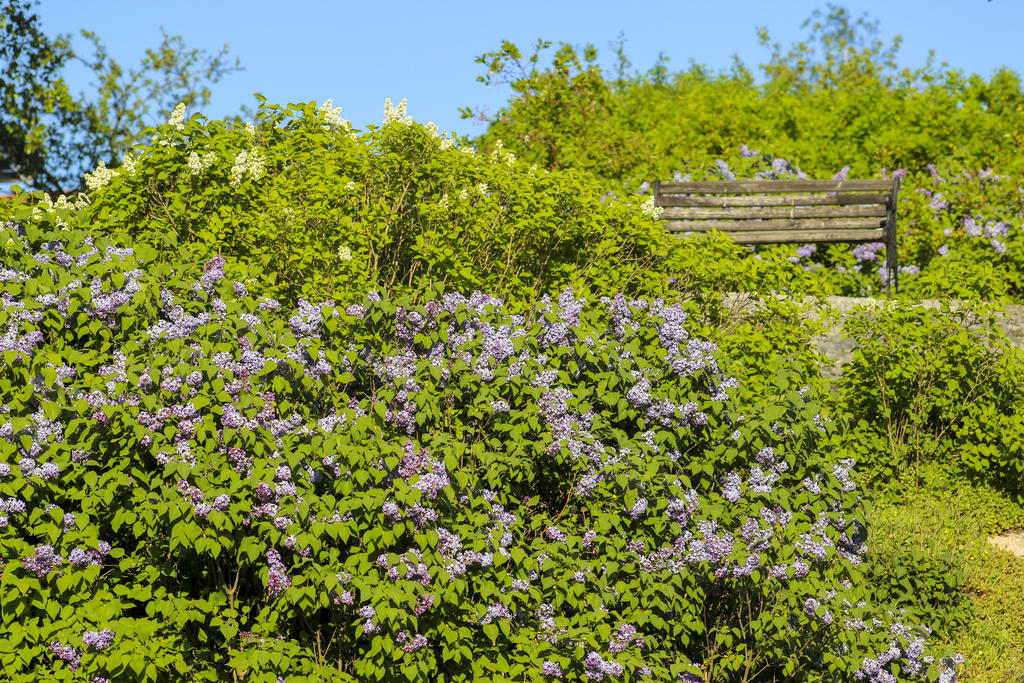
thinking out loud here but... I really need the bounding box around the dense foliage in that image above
[71,98,672,307]
[467,9,1024,186]
[464,8,1024,302]
[0,215,962,681]
[1,0,243,191]
[8,5,1024,679]
[838,301,1024,494]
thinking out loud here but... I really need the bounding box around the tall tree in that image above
[1,0,243,192]
[0,0,78,188]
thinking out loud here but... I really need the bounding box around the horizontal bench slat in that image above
[660,205,887,220]
[674,228,887,244]
[656,193,888,208]
[663,218,885,232]
[657,179,891,194]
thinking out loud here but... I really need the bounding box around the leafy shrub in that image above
[864,481,1024,682]
[901,258,1011,302]
[465,11,1024,303]
[861,548,970,641]
[0,216,962,681]
[66,98,672,307]
[713,296,830,397]
[661,230,833,301]
[838,300,1024,494]
[894,166,1024,301]
[468,10,1024,190]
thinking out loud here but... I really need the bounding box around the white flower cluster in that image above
[422,122,458,152]
[29,192,89,226]
[122,151,140,175]
[229,153,246,187]
[344,181,357,192]
[383,98,412,126]
[84,162,120,192]
[245,122,256,137]
[167,103,187,130]
[187,151,218,176]
[247,150,266,181]
[319,99,351,131]
[640,196,663,220]
[490,140,516,166]
[50,194,88,211]
[229,150,266,188]
[336,245,353,261]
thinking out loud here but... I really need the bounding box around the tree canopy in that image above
[1,0,243,192]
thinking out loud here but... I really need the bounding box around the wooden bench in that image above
[653,178,901,293]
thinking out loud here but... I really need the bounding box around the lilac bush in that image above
[0,216,962,681]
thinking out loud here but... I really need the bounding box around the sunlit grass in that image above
[866,468,1024,682]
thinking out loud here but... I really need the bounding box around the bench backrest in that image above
[653,177,901,291]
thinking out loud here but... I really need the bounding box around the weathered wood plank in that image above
[673,229,887,244]
[656,193,888,208]
[663,218,885,232]
[660,205,887,220]
[657,179,891,194]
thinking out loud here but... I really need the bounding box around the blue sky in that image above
[31,0,1024,141]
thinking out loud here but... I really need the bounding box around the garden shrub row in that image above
[0,215,964,680]
[26,83,1024,307]
[469,33,1024,190]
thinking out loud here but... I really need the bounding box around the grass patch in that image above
[866,468,1024,681]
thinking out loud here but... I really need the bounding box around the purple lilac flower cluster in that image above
[542,660,564,678]
[752,154,807,180]
[789,244,817,264]
[82,628,115,650]
[23,544,63,578]
[855,629,963,683]
[608,623,642,654]
[583,651,624,681]
[358,605,380,635]
[68,542,112,567]
[396,631,428,653]
[266,549,291,598]
[852,242,886,263]
[49,641,81,670]
[960,215,1011,254]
